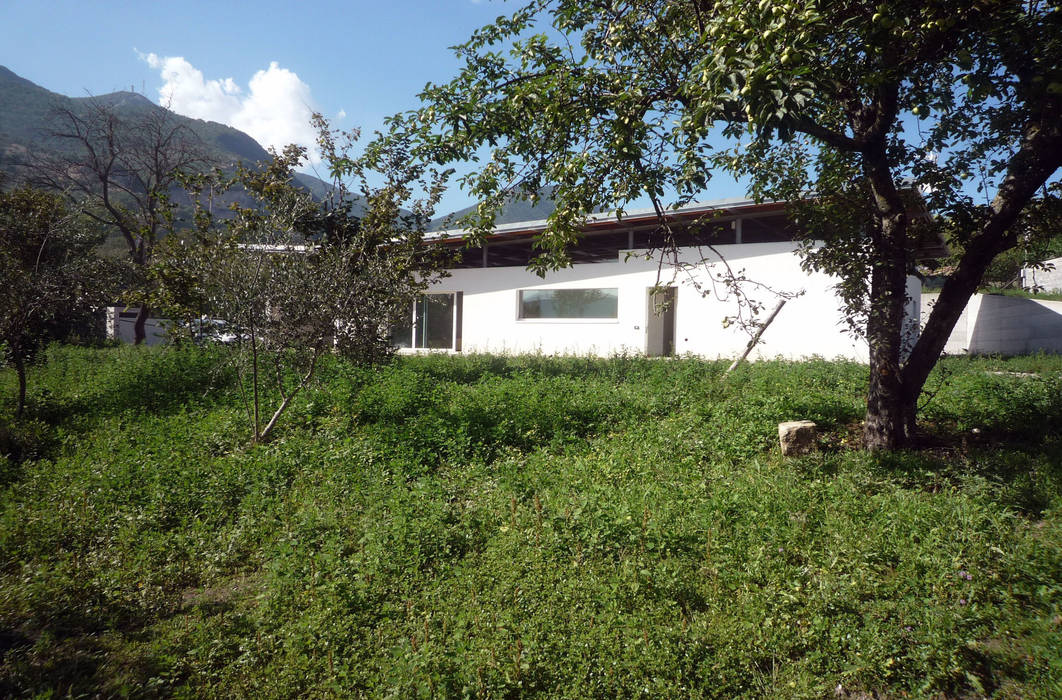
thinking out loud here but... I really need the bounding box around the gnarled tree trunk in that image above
[901,117,1062,428]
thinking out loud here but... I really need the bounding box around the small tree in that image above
[0,184,110,416]
[151,119,449,443]
[29,96,211,343]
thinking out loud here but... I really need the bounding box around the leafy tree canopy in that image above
[396,0,1062,449]
[0,183,114,415]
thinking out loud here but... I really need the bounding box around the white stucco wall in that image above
[431,242,913,361]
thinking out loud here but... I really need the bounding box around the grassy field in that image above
[1,346,1060,698]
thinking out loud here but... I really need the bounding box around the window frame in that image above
[516,288,620,323]
[393,291,462,351]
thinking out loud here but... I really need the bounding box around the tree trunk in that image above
[133,304,150,345]
[250,327,261,443]
[863,221,910,450]
[900,117,1062,423]
[14,355,27,418]
[132,245,151,345]
[862,146,912,450]
[898,237,997,434]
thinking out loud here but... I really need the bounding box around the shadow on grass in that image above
[861,428,1062,517]
[0,620,198,698]
[40,347,238,423]
[792,377,1062,517]
[0,633,111,698]
[0,601,159,697]
[0,574,261,697]
[0,417,58,487]
[0,348,238,482]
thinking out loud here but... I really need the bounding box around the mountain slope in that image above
[0,65,335,207]
[431,186,559,231]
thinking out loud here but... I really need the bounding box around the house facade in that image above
[395,198,923,362]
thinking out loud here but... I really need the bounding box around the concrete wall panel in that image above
[920,293,1062,355]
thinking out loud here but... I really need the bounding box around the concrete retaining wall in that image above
[1022,256,1062,293]
[921,293,1062,355]
[106,307,170,346]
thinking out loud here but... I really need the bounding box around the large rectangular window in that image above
[392,293,462,350]
[518,288,618,320]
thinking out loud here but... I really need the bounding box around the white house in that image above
[394,197,924,362]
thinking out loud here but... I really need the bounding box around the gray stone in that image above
[778,420,817,456]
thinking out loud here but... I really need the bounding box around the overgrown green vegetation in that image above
[1,346,1060,697]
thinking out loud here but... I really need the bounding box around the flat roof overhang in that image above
[431,195,949,261]
[430,197,787,246]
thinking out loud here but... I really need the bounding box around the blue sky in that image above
[0,1,508,213]
[0,0,747,215]
[0,0,500,120]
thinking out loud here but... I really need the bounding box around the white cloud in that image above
[337,108,347,120]
[137,51,320,163]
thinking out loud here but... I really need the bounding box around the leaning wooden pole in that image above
[724,299,788,375]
